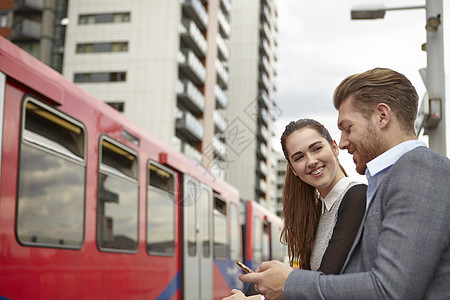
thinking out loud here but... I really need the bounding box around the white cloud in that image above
[273,0,450,162]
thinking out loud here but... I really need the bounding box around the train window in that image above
[202,189,211,257]
[271,225,282,261]
[97,138,138,252]
[17,98,86,248]
[262,223,270,261]
[147,162,175,255]
[185,177,198,256]
[229,203,241,261]
[214,195,227,260]
[253,217,262,265]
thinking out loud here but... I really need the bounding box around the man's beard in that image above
[354,124,386,175]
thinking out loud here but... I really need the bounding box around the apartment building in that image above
[224,0,279,207]
[0,0,68,72]
[273,151,286,217]
[63,0,230,177]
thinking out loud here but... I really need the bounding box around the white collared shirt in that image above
[320,177,353,214]
[365,140,427,209]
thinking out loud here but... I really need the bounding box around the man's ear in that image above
[332,140,340,157]
[374,103,391,129]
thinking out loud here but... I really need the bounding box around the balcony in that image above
[258,126,269,142]
[216,34,230,60]
[220,0,231,16]
[257,143,268,159]
[217,9,230,38]
[214,85,228,109]
[176,109,204,142]
[212,136,226,160]
[215,59,229,86]
[259,73,270,92]
[10,18,41,41]
[259,90,270,110]
[261,22,271,41]
[181,0,209,31]
[15,0,43,13]
[213,110,227,133]
[181,141,203,163]
[258,179,267,194]
[177,79,205,114]
[180,19,207,58]
[179,49,206,85]
[259,107,269,126]
[260,55,270,76]
[261,39,270,58]
[261,5,270,23]
[257,160,268,177]
[211,160,226,180]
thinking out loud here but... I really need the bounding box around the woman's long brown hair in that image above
[280,119,347,269]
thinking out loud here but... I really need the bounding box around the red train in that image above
[0,37,285,299]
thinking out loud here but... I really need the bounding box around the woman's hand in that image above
[222,289,261,300]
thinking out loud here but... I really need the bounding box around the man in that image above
[239,68,450,299]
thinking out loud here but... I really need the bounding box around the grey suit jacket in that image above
[284,147,450,299]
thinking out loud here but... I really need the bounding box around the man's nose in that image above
[339,133,349,150]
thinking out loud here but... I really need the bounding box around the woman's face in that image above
[285,127,342,197]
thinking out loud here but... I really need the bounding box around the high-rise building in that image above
[0,0,68,72]
[273,151,287,217]
[224,0,278,207]
[63,0,231,177]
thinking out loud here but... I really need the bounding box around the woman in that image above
[224,119,366,299]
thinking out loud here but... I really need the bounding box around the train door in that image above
[182,176,213,299]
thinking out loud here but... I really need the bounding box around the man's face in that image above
[337,97,385,175]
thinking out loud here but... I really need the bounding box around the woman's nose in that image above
[306,154,318,167]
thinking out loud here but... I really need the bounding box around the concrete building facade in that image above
[224,0,278,207]
[63,0,231,177]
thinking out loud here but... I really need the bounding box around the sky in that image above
[272,0,449,180]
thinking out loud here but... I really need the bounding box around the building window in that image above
[79,12,130,24]
[0,13,8,27]
[74,72,126,83]
[76,42,128,53]
[106,102,125,112]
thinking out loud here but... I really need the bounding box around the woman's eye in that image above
[314,146,323,152]
[294,155,303,162]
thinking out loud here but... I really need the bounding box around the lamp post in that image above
[350,0,446,156]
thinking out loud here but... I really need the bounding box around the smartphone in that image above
[236,261,254,273]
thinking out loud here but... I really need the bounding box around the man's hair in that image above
[333,67,418,134]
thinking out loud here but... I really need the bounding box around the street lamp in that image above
[350,1,447,156]
[351,4,425,19]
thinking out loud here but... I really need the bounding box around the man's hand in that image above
[239,260,293,300]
